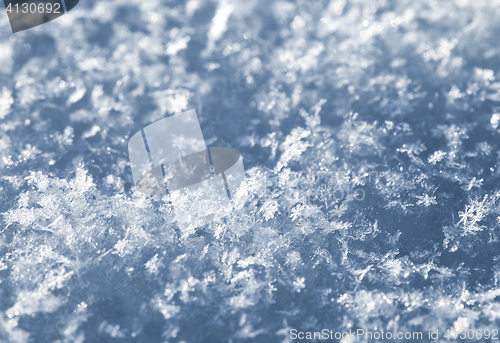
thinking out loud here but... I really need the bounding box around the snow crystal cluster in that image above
[1,0,500,341]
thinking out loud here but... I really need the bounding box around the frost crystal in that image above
[1,0,500,341]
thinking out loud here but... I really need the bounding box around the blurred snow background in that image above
[1,0,500,341]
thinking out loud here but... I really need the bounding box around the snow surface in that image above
[1,0,500,342]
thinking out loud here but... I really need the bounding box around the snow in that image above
[0,0,500,342]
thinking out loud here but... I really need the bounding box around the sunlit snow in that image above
[1,0,500,342]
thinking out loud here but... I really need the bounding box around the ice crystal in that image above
[1,0,500,341]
